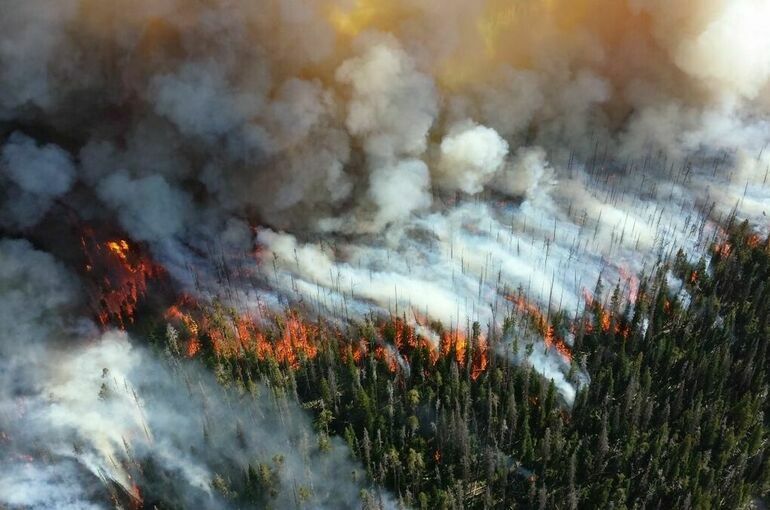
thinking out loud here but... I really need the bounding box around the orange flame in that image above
[129,481,143,510]
[106,240,130,262]
[165,298,321,368]
[580,288,630,341]
[164,299,202,358]
[166,297,495,380]
[186,337,201,358]
[348,338,369,364]
[600,310,611,333]
[375,345,399,373]
[471,336,489,380]
[441,330,468,366]
[274,316,319,369]
[554,340,573,362]
[714,242,732,258]
[81,230,163,329]
[505,293,573,363]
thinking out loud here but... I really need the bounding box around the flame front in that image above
[165,299,491,380]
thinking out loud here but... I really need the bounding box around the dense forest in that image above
[129,220,770,509]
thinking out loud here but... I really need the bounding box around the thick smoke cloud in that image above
[670,0,770,100]
[437,121,509,194]
[337,35,438,162]
[1,1,768,234]
[0,133,76,228]
[97,172,193,242]
[1,3,770,501]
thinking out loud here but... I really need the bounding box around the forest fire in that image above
[129,482,143,510]
[164,298,319,367]
[384,318,491,379]
[4,0,770,506]
[580,288,631,341]
[78,225,547,385]
[600,311,611,333]
[714,242,733,258]
[471,336,489,380]
[164,297,202,357]
[441,330,468,366]
[375,345,400,373]
[506,293,573,363]
[618,266,640,303]
[163,295,493,380]
[80,229,164,329]
[273,316,319,368]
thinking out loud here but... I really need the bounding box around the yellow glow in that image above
[327,0,405,39]
[328,0,373,37]
[107,240,130,262]
[477,1,522,58]
[436,57,488,92]
[438,0,649,92]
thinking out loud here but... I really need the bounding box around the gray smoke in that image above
[0,133,75,228]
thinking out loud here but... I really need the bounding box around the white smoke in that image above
[673,0,770,100]
[436,120,509,194]
[0,240,394,509]
[336,35,438,162]
[368,159,432,227]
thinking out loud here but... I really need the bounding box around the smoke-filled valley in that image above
[1,0,770,508]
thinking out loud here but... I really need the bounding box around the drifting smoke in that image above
[0,240,390,509]
[1,0,770,503]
